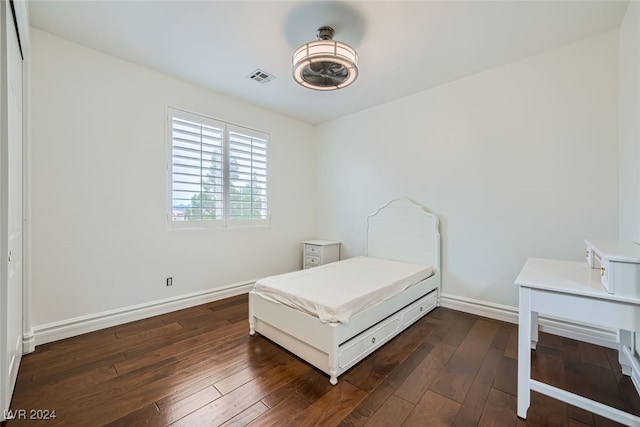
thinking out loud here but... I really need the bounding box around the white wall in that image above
[617,0,640,361]
[619,1,640,245]
[316,31,619,308]
[29,29,316,327]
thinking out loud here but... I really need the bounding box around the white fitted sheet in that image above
[253,256,434,324]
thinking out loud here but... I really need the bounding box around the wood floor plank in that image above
[393,341,455,404]
[212,338,297,396]
[11,364,118,405]
[578,341,613,369]
[170,362,312,426]
[246,391,310,427]
[21,318,180,371]
[575,365,632,411]
[285,381,367,427]
[121,320,235,359]
[111,316,178,337]
[103,402,162,427]
[605,347,640,416]
[292,365,336,404]
[478,388,518,427]
[454,347,503,426]
[524,390,568,427]
[20,343,125,382]
[178,302,248,329]
[504,327,518,360]
[538,331,566,351]
[439,314,476,347]
[19,352,127,393]
[569,420,593,427]
[154,301,230,325]
[219,401,269,427]
[531,345,566,389]
[493,355,518,397]
[338,341,435,427]
[114,320,184,340]
[114,321,247,375]
[430,319,498,403]
[153,385,223,426]
[491,323,514,353]
[5,298,639,427]
[403,390,460,427]
[567,403,596,426]
[20,329,119,363]
[593,413,629,427]
[363,395,413,427]
[45,358,184,425]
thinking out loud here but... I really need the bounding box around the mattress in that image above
[253,256,434,324]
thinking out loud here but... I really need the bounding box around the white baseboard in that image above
[439,293,618,349]
[30,281,254,347]
[22,332,35,354]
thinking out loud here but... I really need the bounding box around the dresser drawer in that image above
[585,240,640,297]
[599,259,640,297]
[339,316,400,369]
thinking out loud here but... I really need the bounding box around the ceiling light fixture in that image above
[292,26,359,91]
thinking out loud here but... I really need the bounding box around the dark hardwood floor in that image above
[3,294,640,426]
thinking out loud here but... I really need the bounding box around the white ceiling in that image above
[28,1,629,125]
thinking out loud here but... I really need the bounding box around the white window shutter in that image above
[168,108,269,226]
[228,125,269,222]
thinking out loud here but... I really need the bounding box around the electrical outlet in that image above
[166,277,173,286]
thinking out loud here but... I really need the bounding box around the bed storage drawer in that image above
[339,316,400,369]
[401,291,437,327]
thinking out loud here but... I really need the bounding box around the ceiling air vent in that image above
[248,69,275,84]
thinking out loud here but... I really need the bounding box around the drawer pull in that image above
[371,337,376,344]
[586,250,589,258]
[419,306,423,312]
[601,267,606,277]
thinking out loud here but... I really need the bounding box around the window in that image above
[168,108,269,227]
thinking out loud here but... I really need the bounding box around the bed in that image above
[248,198,441,384]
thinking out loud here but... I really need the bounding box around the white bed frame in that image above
[248,199,441,384]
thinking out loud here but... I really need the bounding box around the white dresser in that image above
[302,240,340,269]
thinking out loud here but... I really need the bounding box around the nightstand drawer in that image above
[305,255,320,268]
[305,245,321,255]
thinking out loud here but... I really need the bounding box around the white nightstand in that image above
[302,240,340,269]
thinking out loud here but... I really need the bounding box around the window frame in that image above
[167,107,270,229]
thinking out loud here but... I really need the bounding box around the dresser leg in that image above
[619,329,634,376]
[517,287,532,419]
[531,311,539,350]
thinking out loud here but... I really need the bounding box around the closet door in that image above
[0,0,23,420]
